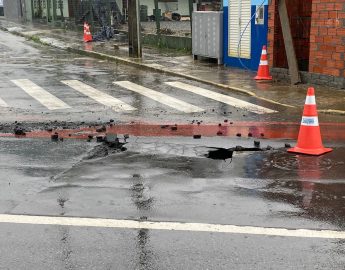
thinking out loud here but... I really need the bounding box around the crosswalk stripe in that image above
[61,80,136,112]
[11,79,70,110]
[165,82,277,114]
[0,97,8,107]
[114,81,204,113]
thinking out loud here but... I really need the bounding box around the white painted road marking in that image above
[0,214,344,239]
[114,81,204,113]
[62,80,136,112]
[165,81,277,114]
[0,97,8,107]
[11,79,71,110]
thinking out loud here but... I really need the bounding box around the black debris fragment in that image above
[14,127,26,136]
[96,136,105,142]
[51,133,59,141]
[96,125,107,132]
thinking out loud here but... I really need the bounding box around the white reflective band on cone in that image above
[262,50,267,54]
[301,116,319,126]
[260,60,268,66]
[305,96,316,105]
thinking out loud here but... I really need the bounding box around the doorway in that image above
[272,0,312,71]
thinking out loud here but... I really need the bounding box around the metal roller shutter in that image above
[228,0,251,59]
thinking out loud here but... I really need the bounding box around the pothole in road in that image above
[205,145,267,161]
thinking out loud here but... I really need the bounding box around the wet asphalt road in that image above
[1,31,345,269]
[0,137,345,269]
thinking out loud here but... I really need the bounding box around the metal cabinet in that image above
[192,11,223,64]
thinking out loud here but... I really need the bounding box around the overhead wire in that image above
[236,0,266,70]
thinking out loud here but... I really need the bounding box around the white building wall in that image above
[176,0,189,16]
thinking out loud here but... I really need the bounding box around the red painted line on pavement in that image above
[1,122,345,141]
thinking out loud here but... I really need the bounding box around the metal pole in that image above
[89,0,94,29]
[46,0,50,23]
[52,0,57,24]
[72,0,77,25]
[106,0,111,26]
[188,0,193,35]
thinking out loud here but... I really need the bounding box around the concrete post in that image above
[154,0,160,35]
[128,0,142,58]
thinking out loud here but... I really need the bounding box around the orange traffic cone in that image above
[83,22,92,43]
[288,87,332,155]
[255,45,272,80]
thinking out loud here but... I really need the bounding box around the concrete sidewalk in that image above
[1,18,345,115]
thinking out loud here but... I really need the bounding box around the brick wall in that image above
[309,1,345,78]
[267,0,281,68]
[268,0,345,83]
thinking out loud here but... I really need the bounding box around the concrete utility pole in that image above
[154,0,160,35]
[277,0,301,85]
[128,0,142,58]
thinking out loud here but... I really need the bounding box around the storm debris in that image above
[51,133,59,141]
[14,127,26,136]
[96,125,107,132]
[96,136,105,142]
[85,134,128,160]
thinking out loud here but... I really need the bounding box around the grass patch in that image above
[27,35,40,43]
